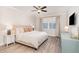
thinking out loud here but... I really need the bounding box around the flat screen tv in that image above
[69,13,76,25]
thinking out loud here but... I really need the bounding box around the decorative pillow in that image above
[24,26,29,32]
[16,25,33,34]
[24,26,33,32]
[28,26,33,32]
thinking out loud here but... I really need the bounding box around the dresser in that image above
[61,32,79,53]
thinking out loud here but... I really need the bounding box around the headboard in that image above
[15,25,34,34]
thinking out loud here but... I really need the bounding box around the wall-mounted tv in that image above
[69,13,76,25]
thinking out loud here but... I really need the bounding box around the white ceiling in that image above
[12,6,79,17]
[13,6,67,13]
[13,6,77,11]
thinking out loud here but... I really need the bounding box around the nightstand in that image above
[4,35,16,46]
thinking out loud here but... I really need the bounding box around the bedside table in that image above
[4,35,16,46]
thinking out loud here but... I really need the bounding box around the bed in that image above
[15,26,48,49]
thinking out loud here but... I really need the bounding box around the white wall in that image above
[0,7,36,27]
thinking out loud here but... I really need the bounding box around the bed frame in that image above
[16,38,48,50]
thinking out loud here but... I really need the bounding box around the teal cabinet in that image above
[61,33,79,53]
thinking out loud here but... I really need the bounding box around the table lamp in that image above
[64,26,69,32]
[5,25,12,35]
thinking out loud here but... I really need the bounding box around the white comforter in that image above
[16,31,48,49]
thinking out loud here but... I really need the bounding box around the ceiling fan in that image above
[32,6,47,14]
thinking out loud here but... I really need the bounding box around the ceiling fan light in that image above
[37,10,41,13]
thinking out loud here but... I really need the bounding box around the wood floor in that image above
[0,37,61,53]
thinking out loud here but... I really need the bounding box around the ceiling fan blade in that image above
[41,10,47,12]
[41,6,47,9]
[33,6,38,9]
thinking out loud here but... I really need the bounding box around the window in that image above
[42,23,48,29]
[49,22,56,29]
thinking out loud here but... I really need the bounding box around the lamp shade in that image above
[64,26,69,32]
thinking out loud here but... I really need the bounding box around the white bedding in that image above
[16,31,48,49]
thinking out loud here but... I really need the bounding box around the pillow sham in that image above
[24,26,33,32]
